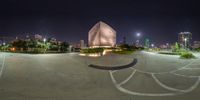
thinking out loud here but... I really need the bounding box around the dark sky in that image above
[0,0,200,45]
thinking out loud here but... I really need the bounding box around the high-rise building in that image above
[144,38,150,48]
[80,40,85,48]
[178,32,192,48]
[88,21,116,48]
[123,36,126,44]
[49,37,56,43]
[34,34,43,41]
[193,41,200,49]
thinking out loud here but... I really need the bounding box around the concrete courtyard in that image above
[0,51,200,100]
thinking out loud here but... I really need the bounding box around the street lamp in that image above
[43,38,46,43]
[2,42,6,51]
[43,38,47,53]
[69,45,72,52]
[136,33,141,46]
[166,43,169,50]
[151,44,154,48]
[3,42,5,46]
[184,38,187,49]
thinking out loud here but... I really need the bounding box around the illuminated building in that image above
[178,32,192,48]
[144,38,150,48]
[80,40,85,48]
[34,34,43,40]
[193,41,200,49]
[88,21,116,48]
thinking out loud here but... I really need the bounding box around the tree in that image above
[0,44,10,51]
[120,44,131,50]
[12,40,26,51]
[175,42,180,52]
[60,42,69,52]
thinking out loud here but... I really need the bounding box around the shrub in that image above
[81,48,104,54]
[28,48,45,54]
[119,44,141,51]
[180,52,195,59]
[158,52,181,55]
[194,48,200,52]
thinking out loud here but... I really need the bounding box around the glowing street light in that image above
[43,38,47,53]
[151,44,154,48]
[184,38,187,41]
[43,38,46,43]
[3,42,6,46]
[2,42,6,51]
[184,38,187,49]
[136,33,141,46]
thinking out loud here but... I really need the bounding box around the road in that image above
[0,51,199,100]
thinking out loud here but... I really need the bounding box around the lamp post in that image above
[43,38,46,43]
[166,43,169,50]
[69,45,72,52]
[43,38,46,53]
[184,38,187,50]
[3,42,5,51]
[136,33,141,46]
[151,44,154,48]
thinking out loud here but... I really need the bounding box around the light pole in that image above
[3,42,5,51]
[151,44,154,48]
[69,45,72,52]
[166,43,169,50]
[136,33,141,46]
[43,38,46,53]
[43,38,46,43]
[184,38,187,50]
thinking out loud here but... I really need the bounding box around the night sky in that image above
[0,0,200,45]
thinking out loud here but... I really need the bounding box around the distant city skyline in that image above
[0,25,199,46]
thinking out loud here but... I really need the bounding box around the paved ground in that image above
[0,51,200,100]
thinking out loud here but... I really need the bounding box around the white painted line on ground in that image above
[108,52,200,96]
[109,70,182,96]
[152,74,199,93]
[182,68,200,70]
[115,85,180,96]
[118,70,136,86]
[170,59,200,78]
[110,68,200,96]
[130,67,150,74]
[109,71,117,84]
[152,74,185,92]
[171,73,200,78]
[110,70,118,74]
[0,54,6,78]
[170,59,198,73]
[131,67,170,75]
[181,77,200,93]
[130,58,198,75]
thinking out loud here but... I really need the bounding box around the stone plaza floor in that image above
[0,51,200,100]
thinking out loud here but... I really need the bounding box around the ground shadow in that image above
[88,58,137,70]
